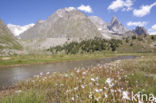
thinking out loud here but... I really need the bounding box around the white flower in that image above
[95,89,100,93]
[99,89,103,92]
[104,93,108,98]
[76,69,80,73]
[95,96,101,101]
[96,77,99,81]
[74,87,78,91]
[91,78,95,82]
[105,78,114,88]
[15,90,22,93]
[66,89,72,93]
[122,91,130,100]
[81,85,85,89]
[71,97,74,101]
[46,72,50,75]
[40,72,43,76]
[89,93,93,99]
[64,74,68,77]
[82,72,86,75]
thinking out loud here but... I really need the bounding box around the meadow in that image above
[0,53,155,103]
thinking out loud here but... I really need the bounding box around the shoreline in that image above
[0,53,139,68]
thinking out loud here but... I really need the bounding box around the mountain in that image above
[89,16,133,39]
[20,7,102,40]
[7,24,35,36]
[108,16,129,34]
[133,26,148,35]
[0,19,22,55]
[88,16,112,39]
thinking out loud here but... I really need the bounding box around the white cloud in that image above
[127,21,147,27]
[151,24,156,30]
[133,2,156,17]
[7,23,35,36]
[77,5,93,13]
[148,24,156,35]
[108,0,133,11]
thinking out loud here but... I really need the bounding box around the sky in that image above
[0,0,156,34]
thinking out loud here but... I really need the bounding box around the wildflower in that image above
[95,89,100,93]
[82,72,86,75]
[66,89,72,93]
[104,93,108,98]
[15,90,22,94]
[64,74,68,77]
[99,89,103,92]
[95,88,103,93]
[95,96,101,101]
[117,89,122,93]
[122,91,130,100]
[111,89,115,93]
[76,69,80,73]
[81,85,85,89]
[89,93,93,99]
[91,78,95,82]
[46,72,50,75]
[60,84,64,87]
[105,78,114,88]
[103,87,107,90]
[40,72,43,76]
[74,87,78,91]
[71,97,74,101]
[75,95,78,98]
[96,77,99,81]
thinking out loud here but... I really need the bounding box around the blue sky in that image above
[0,0,156,34]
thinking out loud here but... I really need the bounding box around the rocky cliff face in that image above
[108,16,129,34]
[20,7,102,40]
[88,16,112,39]
[0,19,22,56]
[133,26,148,35]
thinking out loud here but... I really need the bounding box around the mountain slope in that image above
[0,19,22,54]
[88,16,112,39]
[20,7,102,40]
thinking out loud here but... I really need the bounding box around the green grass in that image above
[0,52,141,67]
[0,54,156,103]
[0,90,45,103]
[117,35,156,53]
[0,32,22,50]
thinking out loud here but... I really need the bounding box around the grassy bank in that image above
[0,52,143,67]
[0,54,156,103]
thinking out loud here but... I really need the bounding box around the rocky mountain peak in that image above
[133,26,148,35]
[108,16,128,34]
[20,7,101,40]
[111,16,120,25]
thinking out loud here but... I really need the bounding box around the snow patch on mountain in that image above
[7,23,35,36]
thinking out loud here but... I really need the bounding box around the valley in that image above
[0,5,156,103]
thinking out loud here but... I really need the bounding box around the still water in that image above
[0,56,136,88]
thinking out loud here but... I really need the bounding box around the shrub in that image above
[48,38,122,54]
